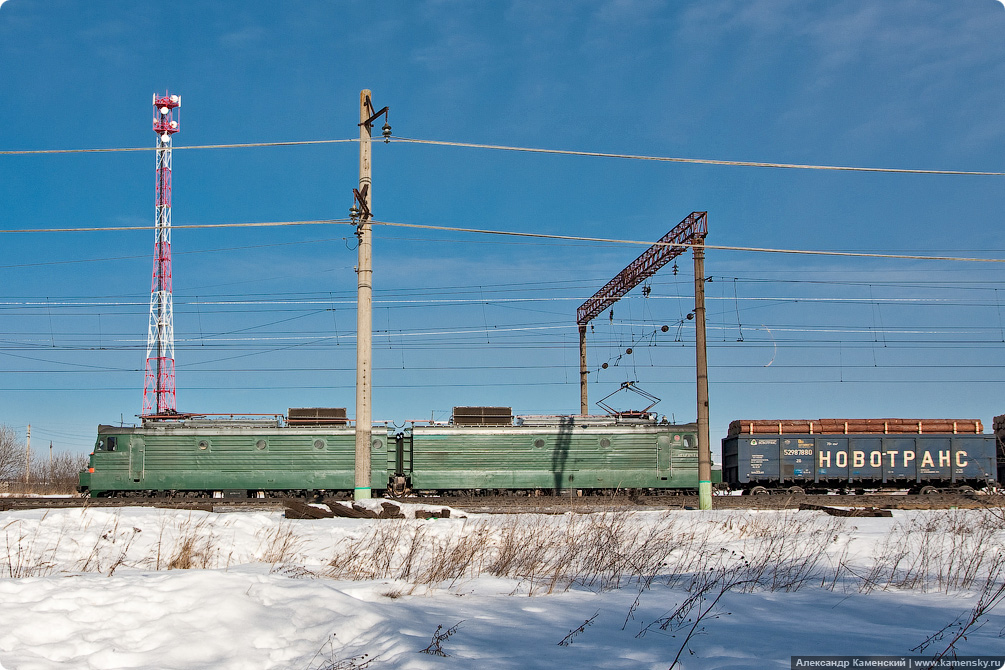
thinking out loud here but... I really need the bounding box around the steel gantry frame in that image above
[576,210,707,414]
[576,209,711,509]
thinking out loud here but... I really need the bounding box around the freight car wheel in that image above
[919,486,938,495]
[956,485,976,497]
[749,486,769,495]
[787,486,805,495]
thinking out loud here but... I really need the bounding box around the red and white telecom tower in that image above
[143,92,181,415]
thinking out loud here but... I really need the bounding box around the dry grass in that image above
[1,507,1002,606]
[2,514,61,578]
[860,509,1004,593]
[166,516,218,570]
[317,510,846,595]
[733,511,846,592]
[912,551,1005,665]
[316,508,1005,599]
[257,521,306,569]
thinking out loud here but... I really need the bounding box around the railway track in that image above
[412,492,1005,513]
[0,497,284,513]
[2,493,1003,514]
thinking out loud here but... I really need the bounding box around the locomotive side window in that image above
[599,438,612,449]
[255,439,267,451]
[372,438,384,450]
[107,437,117,451]
[683,435,695,449]
[197,439,210,451]
[313,439,326,450]
[533,438,546,448]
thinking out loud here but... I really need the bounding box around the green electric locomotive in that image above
[78,407,711,497]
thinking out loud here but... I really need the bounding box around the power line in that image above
[0,236,356,270]
[391,136,1005,176]
[3,216,1004,265]
[0,219,347,234]
[4,134,1003,177]
[0,138,357,155]
[370,221,1005,264]
[1,377,1001,392]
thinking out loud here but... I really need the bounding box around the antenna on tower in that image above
[143,91,181,416]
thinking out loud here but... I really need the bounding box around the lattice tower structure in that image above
[143,92,181,415]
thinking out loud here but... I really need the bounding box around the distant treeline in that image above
[0,424,89,495]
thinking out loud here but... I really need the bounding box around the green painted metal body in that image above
[79,417,719,496]
[406,420,704,491]
[82,422,390,496]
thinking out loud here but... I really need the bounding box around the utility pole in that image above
[355,90,373,501]
[24,424,30,484]
[579,325,588,414]
[351,90,390,501]
[693,244,712,510]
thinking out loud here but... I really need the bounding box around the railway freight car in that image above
[78,409,392,498]
[400,407,707,494]
[722,419,997,494]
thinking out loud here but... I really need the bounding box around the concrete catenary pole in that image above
[354,89,374,501]
[579,325,588,415]
[693,244,712,510]
[24,424,30,484]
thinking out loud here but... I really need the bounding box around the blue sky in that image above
[0,0,1003,455]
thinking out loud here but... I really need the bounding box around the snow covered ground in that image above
[1,503,1003,669]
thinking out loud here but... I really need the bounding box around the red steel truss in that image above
[143,92,181,415]
[577,211,707,326]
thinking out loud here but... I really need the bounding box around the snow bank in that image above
[0,506,1002,669]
